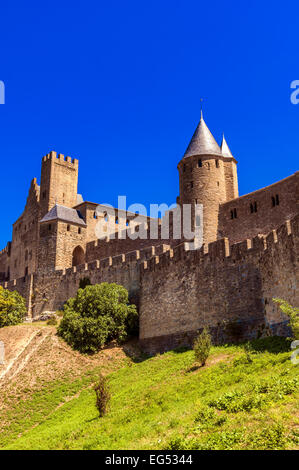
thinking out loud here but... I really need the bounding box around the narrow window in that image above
[42,190,46,199]
[217,181,219,187]
[231,208,237,219]
[275,194,279,205]
[272,196,276,207]
[67,225,70,231]
[183,164,186,172]
[207,162,210,170]
[78,227,81,234]
[48,224,51,231]
[115,217,119,224]
[93,212,97,219]
[190,181,193,189]
[198,159,202,167]
[250,202,257,213]
[216,160,219,168]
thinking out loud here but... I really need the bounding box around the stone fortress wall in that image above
[0,113,298,353]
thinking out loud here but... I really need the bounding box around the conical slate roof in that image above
[183,112,222,158]
[221,134,234,158]
[40,204,86,226]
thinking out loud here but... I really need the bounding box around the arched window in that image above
[198,159,202,167]
[72,246,85,266]
[67,225,70,231]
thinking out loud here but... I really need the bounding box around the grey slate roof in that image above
[183,112,222,158]
[221,135,234,158]
[40,204,86,226]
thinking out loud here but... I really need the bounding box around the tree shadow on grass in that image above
[248,336,292,354]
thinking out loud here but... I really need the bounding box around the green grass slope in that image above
[1,337,299,450]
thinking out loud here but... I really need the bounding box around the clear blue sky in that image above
[0,1,298,247]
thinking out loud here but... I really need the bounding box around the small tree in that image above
[273,298,299,340]
[0,286,27,328]
[244,341,253,363]
[193,327,212,366]
[57,283,138,353]
[94,374,111,417]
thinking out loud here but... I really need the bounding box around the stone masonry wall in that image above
[31,244,171,316]
[218,172,298,244]
[139,214,298,353]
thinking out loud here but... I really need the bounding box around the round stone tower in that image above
[177,112,238,246]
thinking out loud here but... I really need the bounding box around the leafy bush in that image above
[193,327,212,366]
[46,317,58,326]
[0,286,27,327]
[94,374,111,417]
[273,298,299,339]
[194,406,216,424]
[57,283,138,353]
[248,424,287,450]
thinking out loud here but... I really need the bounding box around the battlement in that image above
[42,150,79,166]
[140,215,298,273]
[0,242,11,257]
[1,216,297,295]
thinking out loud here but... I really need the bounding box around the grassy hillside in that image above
[0,334,298,450]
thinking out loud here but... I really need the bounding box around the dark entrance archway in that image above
[72,246,85,266]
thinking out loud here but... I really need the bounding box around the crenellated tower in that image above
[177,113,238,246]
[39,151,79,219]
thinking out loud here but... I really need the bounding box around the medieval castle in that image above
[0,114,298,353]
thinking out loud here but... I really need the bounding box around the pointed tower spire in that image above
[221,134,234,158]
[183,114,221,158]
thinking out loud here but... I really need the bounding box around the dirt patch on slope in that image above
[0,324,139,418]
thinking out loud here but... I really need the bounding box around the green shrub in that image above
[273,298,299,339]
[46,317,58,326]
[55,310,64,318]
[248,424,287,450]
[193,327,212,366]
[57,283,138,353]
[0,286,27,327]
[194,406,216,424]
[94,374,111,417]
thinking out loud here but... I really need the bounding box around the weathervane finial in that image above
[200,98,204,118]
